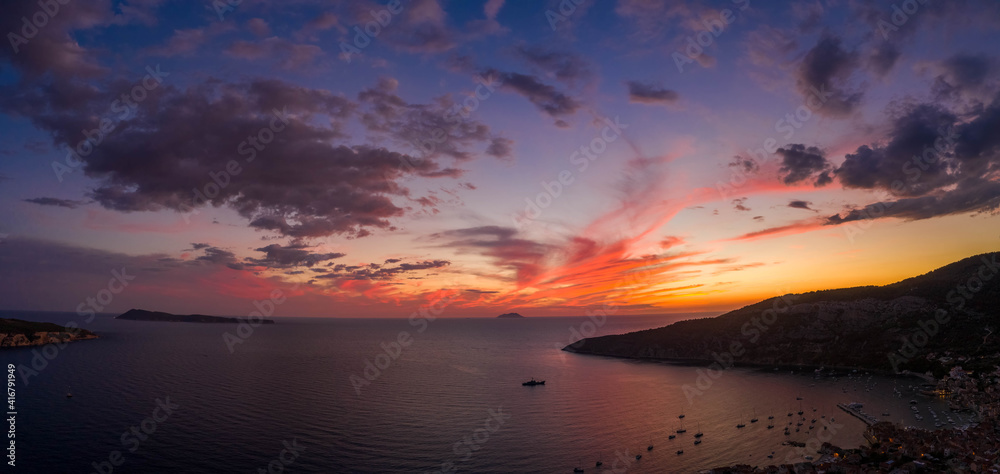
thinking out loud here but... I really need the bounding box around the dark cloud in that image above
[776,144,833,186]
[247,244,345,268]
[429,226,552,283]
[514,45,593,86]
[795,35,863,117]
[342,0,456,54]
[828,95,1000,224]
[626,81,679,106]
[485,137,514,160]
[0,237,204,313]
[826,177,1000,225]
[225,37,324,70]
[23,197,86,209]
[3,74,501,239]
[835,104,957,196]
[867,43,901,78]
[195,246,245,271]
[931,54,996,100]
[359,77,506,161]
[729,155,759,174]
[788,200,814,210]
[0,1,113,78]
[189,243,211,250]
[954,92,1000,173]
[315,258,450,281]
[483,69,580,122]
[732,198,751,212]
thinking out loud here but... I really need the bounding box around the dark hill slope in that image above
[564,252,1000,376]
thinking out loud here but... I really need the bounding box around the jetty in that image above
[837,402,878,426]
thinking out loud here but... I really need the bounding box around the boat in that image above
[694,439,702,445]
[676,450,684,455]
[635,454,642,460]
[767,414,774,420]
[750,409,759,423]
[522,379,545,386]
[573,468,584,473]
[694,424,703,438]
[676,420,686,433]
[66,392,73,398]
[668,434,675,440]
[736,415,746,428]
[647,438,653,451]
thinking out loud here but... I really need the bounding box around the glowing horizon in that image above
[1,0,998,318]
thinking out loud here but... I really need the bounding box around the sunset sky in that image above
[1,0,998,318]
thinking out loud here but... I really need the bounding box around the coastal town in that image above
[704,365,1000,472]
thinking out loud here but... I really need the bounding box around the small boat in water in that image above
[522,379,545,386]
[676,450,684,455]
[694,439,701,445]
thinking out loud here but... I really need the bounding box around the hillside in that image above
[564,252,1000,377]
[0,318,98,348]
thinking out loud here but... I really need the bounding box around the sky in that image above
[0,0,998,318]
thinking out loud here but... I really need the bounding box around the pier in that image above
[837,403,879,426]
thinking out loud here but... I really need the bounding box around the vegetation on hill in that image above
[564,252,1000,377]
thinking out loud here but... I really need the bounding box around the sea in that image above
[1,310,960,474]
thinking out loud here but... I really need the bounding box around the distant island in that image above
[0,318,98,348]
[116,309,275,324]
[497,312,525,318]
[565,252,1000,378]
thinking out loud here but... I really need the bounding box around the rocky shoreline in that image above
[0,318,98,348]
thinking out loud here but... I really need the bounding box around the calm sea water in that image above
[1,311,956,473]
